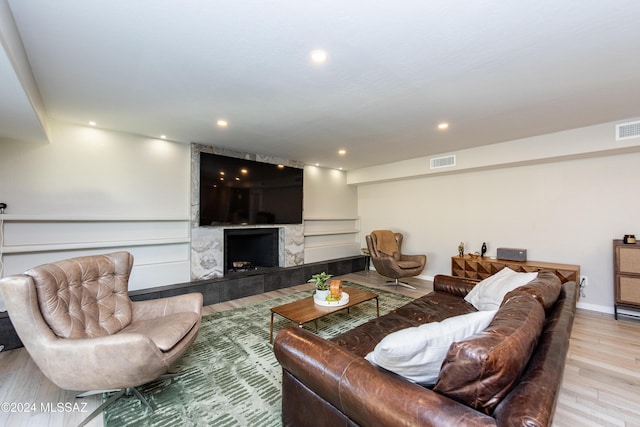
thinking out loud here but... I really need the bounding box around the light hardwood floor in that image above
[1,271,639,426]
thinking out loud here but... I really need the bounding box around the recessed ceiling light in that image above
[277,164,285,169]
[338,149,346,155]
[217,119,228,128]
[310,49,328,64]
[160,135,167,139]
[315,163,320,167]
[88,121,96,126]
[438,122,449,130]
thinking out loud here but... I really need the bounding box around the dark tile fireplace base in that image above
[0,255,366,350]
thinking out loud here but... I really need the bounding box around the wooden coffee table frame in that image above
[269,287,379,343]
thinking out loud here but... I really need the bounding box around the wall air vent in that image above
[430,154,456,169]
[616,120,640,141]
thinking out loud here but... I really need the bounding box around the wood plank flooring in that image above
[1,271,639,426]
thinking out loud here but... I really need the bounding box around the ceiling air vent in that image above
[616,120,640,141]
[430,154,456,169]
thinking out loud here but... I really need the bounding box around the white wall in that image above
[303,165,360,262]
[303,165,358,218]
[0,120,192,310]
[355,124,640,314]
[0,121,190,216]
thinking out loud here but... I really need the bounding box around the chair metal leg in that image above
[385,278,416,290]
[77,388,126,427]
[130,387,154,411]
[76,372,179,426]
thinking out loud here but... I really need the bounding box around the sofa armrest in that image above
[433,274,479,297]
[274,326,496,427]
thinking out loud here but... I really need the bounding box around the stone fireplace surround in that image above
[190,144,305,280]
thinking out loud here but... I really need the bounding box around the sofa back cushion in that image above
[464,267,538,311]
[433,294,546,414]
[503,269,561,312]
[26,252,134,339]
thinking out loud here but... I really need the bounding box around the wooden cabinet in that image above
[613,239,640,319]
[451,255,579,284]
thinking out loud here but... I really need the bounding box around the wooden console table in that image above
[451,255,580,284]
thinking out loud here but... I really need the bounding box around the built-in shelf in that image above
[303,217,359,221]
[302,218,360,238]
[2,238,190,254]
[0,216,191,282]
[0,215,189,222]
[303,229,359,237]
[0,216,191,254]
[302,217,361,263]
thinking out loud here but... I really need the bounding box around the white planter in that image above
[315,289,330,300]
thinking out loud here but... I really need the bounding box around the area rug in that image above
[103,282,414,426]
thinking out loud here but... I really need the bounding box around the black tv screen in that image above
[199,153,303,226]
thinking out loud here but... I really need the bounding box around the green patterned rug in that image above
[103,282,413,426]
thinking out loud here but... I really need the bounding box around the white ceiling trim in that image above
[0,0,48,143]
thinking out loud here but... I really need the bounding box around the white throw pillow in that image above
[365,310,496,385]
[464,267,538,311]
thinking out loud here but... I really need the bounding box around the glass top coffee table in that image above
[269,287,379,343]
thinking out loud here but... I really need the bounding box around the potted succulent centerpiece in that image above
[308,272,332,300]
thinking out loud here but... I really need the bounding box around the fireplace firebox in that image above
[224,228,279,274]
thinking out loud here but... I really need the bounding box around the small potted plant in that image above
[308,272,332,300]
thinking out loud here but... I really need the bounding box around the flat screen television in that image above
[199,152,303,226]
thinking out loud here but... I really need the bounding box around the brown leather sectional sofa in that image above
[274,271,577,426]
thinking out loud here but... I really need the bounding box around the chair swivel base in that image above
[76,372,178,426]
[385,278,416,290]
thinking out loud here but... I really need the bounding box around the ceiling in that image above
[2,0,640,170]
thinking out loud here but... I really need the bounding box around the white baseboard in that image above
[576,301,612,314]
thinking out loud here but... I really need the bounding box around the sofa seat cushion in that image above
[121,311,200,352]
[433,294,546,414]
[365,310,497,385]
[464,267,538,311]
[332,291,477,357]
